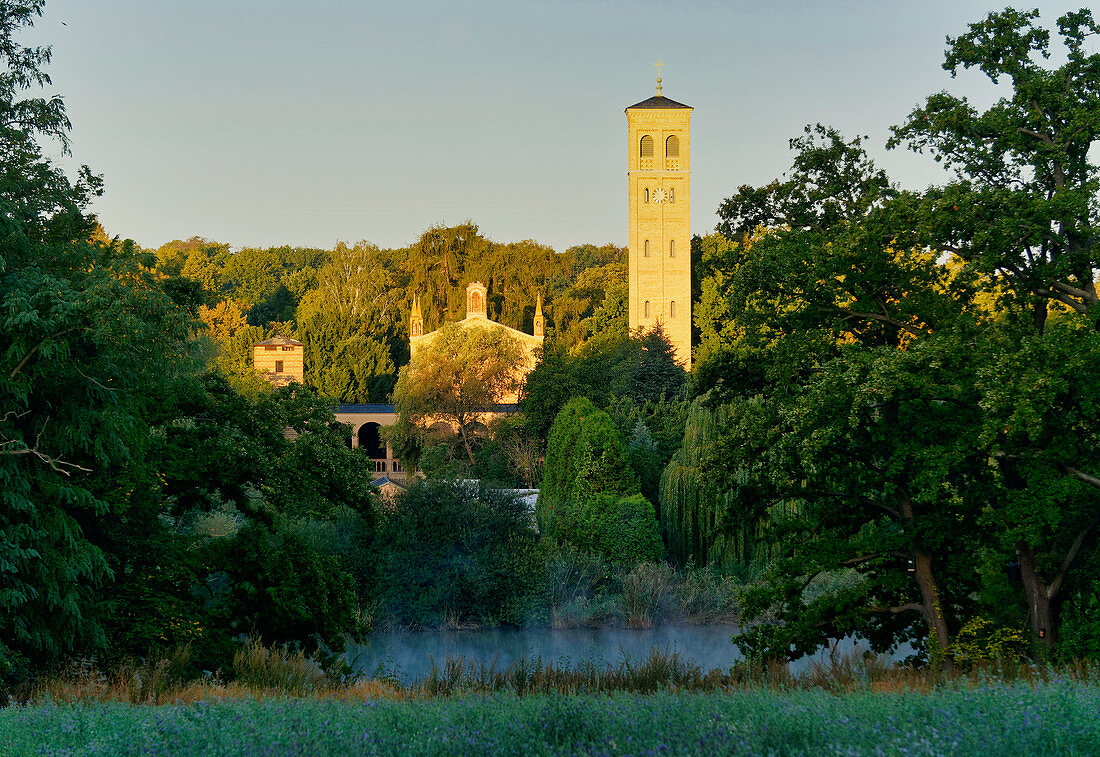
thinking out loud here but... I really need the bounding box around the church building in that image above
[409,281,545,405]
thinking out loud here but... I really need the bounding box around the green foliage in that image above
[299,310,396,403]
[889,7,1100,329]
[696,9,1100,665]
[521,324,687,439]
[0,2,206,681]
[538,398,662,563]
[950,617,1028,669]
[660,402,756,568]
[393,321,525,464]
[569,493,664,564]
[539,398,630,533]
[372,480,539,626]
[212,522,358,654]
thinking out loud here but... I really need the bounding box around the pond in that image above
[344,625,909,684]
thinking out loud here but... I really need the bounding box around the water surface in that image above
[345,625,902,684]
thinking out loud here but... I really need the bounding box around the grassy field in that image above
[3,682,1100,756]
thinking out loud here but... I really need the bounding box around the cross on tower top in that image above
[655,58,664,94]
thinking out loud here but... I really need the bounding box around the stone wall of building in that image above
[253,335,304,387]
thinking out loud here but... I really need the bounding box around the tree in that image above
[144,375,375,660]
[0,0,201,680]
[299,310,396,403]
[393,322,524,464]
[708,122,986,665]
[198,299,247,344]
[521,325,687,440]
[886,6,1100,652]
[726,336,989,667]
[660,402,747,568]
[703,7,1100,662]
[537,398,661,563]
[372,480,539,626]
[889,7,1100,331]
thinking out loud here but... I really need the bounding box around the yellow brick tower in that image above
[626,64,692,367]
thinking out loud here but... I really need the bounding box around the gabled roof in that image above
[254,335,303,347]
[371,476,407,490]
[626,95,692,110]
[413,313,542,344]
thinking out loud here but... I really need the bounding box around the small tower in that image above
[253,335,304,387]
[533,292,545,339]
[409,294,424,338]
[466,281,488,318]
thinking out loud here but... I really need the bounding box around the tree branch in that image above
[830,307,929,337]
[1048,516,1100,600]
[1060,464,1100,490]
[9,326,83,380]
[1034,288,1090,313]
[0,419,92,476]
[1050,279,1098,304]
[865,603,924,615]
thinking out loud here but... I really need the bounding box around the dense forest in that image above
[4,0,1100,696]
[166,227,628,404]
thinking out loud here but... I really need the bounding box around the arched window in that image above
[644,300,650,318]
[669,239,675,257]
[644,239,650,257]
[670,300,676,317]
[644,187,649,203]
[358,422,386,459]
[666,135,680,158]
[640,135,654,158]
[669,187,674,203]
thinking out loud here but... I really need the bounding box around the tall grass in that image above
[23,642,1100,705]
[544,557,740,629]
[620,562,675,628]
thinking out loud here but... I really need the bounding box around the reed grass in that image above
[22,642,1100,705]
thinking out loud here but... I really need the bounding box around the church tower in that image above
[626,68,692,367]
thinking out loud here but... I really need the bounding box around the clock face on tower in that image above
[651,187,669,204]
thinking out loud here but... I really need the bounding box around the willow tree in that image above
[660,402,749,568]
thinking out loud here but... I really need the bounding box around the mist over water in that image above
[345,625,909,684]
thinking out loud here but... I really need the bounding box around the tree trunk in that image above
[457,421,477,465]
[1033,296,1048,333]
[1018,542,1055,650]
[899,492,954,670]
[912,550,955,671]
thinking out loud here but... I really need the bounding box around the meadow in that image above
[4,647,1100,756]
[4,683,1099,756]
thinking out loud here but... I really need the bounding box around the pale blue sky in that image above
[24,1,1095,252]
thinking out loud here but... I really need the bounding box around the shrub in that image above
[620,563,676,628]
[951,617,1028,669]
[212,522,358,653]
[538,397,637,535]
[373,480,538,627]
[538,398,663,563]
[675,565,740,622]
[231,639,328,694]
